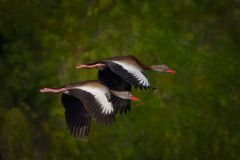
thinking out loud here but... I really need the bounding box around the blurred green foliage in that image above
[0,0,240,159]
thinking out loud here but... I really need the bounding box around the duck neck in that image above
[110,90,127,99]
[149,65,165,72]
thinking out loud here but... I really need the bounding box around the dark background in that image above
[0,0,240,159]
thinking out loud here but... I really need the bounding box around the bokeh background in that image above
[0,0,240,159]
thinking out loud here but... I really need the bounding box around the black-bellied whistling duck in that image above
[76,55,175,114]
[39,80,140,138]
[76,55,176,89]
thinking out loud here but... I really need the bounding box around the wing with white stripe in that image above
[106,61,151,89]
[98,67,132,114]
[69,87,115,125]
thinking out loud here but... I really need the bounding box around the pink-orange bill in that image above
[166,68,176,74]
[131,96,140,101]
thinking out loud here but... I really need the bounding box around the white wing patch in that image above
[112,61,150,87]
[74,86,114,115]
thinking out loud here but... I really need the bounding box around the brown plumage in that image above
[76,55,175,89]
[76,55,175,114]
[40,80,139,139]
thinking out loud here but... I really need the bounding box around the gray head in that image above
[110,90,140,101]
[150,65,176,73]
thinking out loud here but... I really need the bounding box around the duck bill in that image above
[166,68,176,74]
[131,96,140,101]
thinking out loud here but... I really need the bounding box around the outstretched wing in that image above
[61,93,91,139]
[111,95,131,114]
[69,88,115,125]
[98,67,131,114]
[105,61,151,90]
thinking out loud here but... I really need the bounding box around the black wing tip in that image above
[116,106,130,115]
[68,125,91,139]
[66,110,91,139]
[113,98,131,115]
[70,132,89,139]
[95,114,116,125]
[132,83,151,90]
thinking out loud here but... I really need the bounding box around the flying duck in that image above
[75,55,175,114]
[39,80,139,138]
[76,55,175,89]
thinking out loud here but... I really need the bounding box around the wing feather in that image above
[98,67,132,114]
[106,61,151,89]
[68,89,115,125]
[61,94,91,139]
